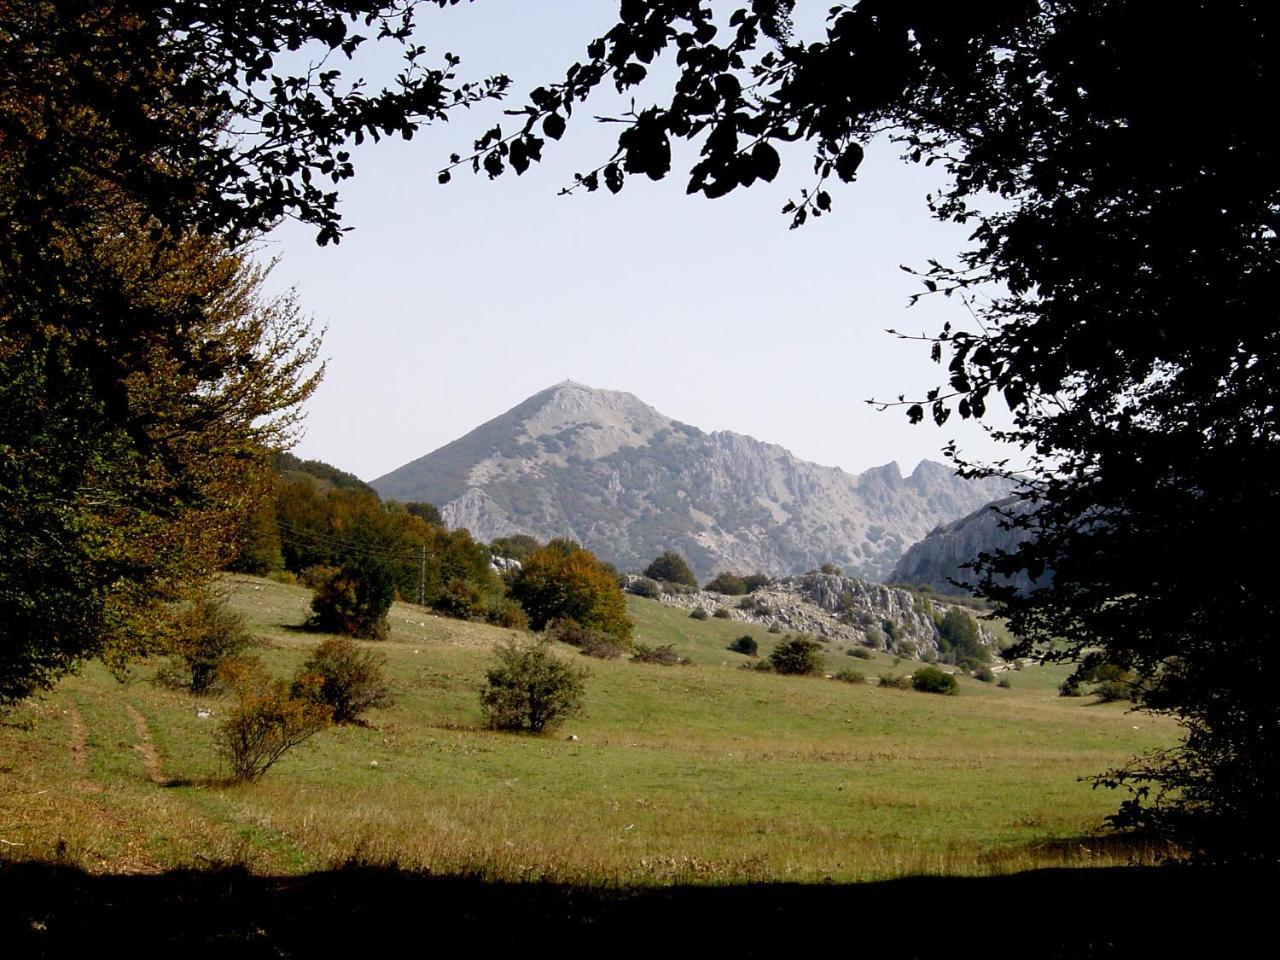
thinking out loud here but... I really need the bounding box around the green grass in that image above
[0,574,1178,883]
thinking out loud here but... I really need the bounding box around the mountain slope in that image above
[372,381,1008,580]
[890,497,1036,594]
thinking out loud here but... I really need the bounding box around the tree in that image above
[215,656,333,782]
[457,0,1279,864]
[1,1,501,706]
[308,557,396,641]
[643,551,698,587]
[511,543,634,643]
[0,228,320,707]
[480,637,587,734]
[768,636,822,676]
[935,609,989,672]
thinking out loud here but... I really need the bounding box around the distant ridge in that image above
[373,381,1008,580]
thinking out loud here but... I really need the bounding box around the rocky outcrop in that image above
[372,381,1009,580]
[890,497,1038,595]
[639,572,991,660]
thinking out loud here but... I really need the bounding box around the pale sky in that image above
[258,1,1017,483]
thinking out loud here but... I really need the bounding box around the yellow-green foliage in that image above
[512,544,633,642]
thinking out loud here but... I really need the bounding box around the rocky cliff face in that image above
[890,497,1037,594]
[372,381,1008,580]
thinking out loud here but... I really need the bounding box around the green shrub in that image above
[689,608,709,620]
[215,657,332,782]
[626,577,661,599]
[847,647,873,660]
[997,675,1013,689]
[767,623,782,634]
[631,643,687,666]
[705,572,748,595]
[713,608,732,619]
[768,636,823,676]
[728,635,758,657]
[878,674,912,690]
[643,551,697,587]
[480,638,587,734]
[912,666,959,695]
[165,590,251,694]
[974,665,996,683]
[292,637,392,725]
[834,668,866,685]
[265,570,297,586]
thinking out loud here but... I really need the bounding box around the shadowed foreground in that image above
[2,861,1271,957]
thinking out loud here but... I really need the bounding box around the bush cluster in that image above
[164,590,251,694]
[912,666,959,695]
[728,635,758,657]
[292,637,393,725]
[768,636,823,676]
[480,638,587,733]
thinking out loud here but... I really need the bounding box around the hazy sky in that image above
[258,1,1016,483]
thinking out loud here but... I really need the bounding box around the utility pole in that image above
[417,544,427,607]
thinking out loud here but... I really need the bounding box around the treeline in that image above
[227,455,628,642]
[229,457,511,624]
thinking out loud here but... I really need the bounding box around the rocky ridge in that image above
[373,381,1009,581]
[639,572,992,661]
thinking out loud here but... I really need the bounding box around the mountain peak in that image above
[371,383,1009,579]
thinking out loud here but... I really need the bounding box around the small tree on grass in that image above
[165,589,251,693]
[292,638,393,725]
[308,557,396,641]
[643,551,697,587]
[481,638,587,734]
[728,635,758,657]
[215,657,332,782]
[769,636,823,676]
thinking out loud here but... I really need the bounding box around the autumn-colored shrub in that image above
[215,657,331,781]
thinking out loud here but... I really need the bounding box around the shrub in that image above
[308,560,395,641]
[480,638,587,734]
[165,590,251,694]
[974,665,996,683]
[712,608,732,619]
[742,574,771,593]
[769,636,823,676]
[767,623,782,634]
[728,635,758,657]
[627,577,661,599]
[266,570,297,586]
[550,619,627,659]
[736,595,757,610]
[214,657,332,782]
[631,643,687,665]
[643,551,698,587]
[847,646,873,660]
[704,572,748,595]
[834,668,866,685]
[912,666,959,695]
[485,596,530,630]
[997,675,1013,689]
[292,637,392,725]
[433,577,484,620]
[689,608,709,620]
[878,674,912,690]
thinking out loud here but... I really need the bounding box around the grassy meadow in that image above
[0,574,1178,885]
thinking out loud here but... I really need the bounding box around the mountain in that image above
[371,381,1009,580]
[890,496,1036,594]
